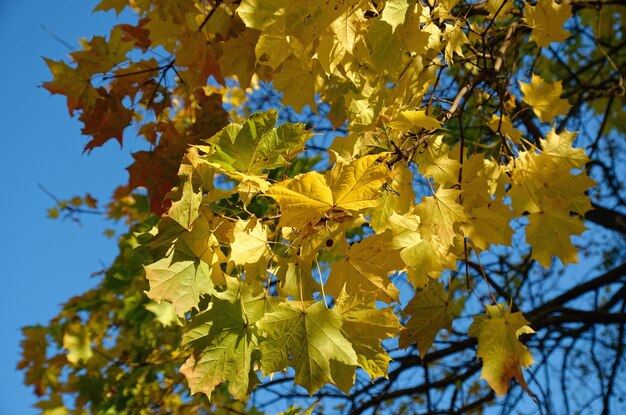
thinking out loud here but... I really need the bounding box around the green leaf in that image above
[180,291,261,400]
[257,300,358,394]
[202,110,310,180]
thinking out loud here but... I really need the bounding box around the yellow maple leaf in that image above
[273,56,319,111]
[229,217,272,278]
[335,289,403,379]
[388,212,455,280]
[266,154,392,228]
[540,129,590,169]
[255,25,292,70]
[468,303,535,397]
[389,110,441,132]
[461,201,515,251]
[524,0,571,47]
[414,188,467,247]
[330,7,363,54]
[63,323,93,365]
[265,171,333,229]
[369,165,415,233]
[326,233,404,303]
[443,22,468,65]
[520,74,571,123]
[381,0,410,32]
[486,0,514,18]
[413,135,461,186]
[526,204,587,268]
[434,0,460,19]
[237,0,288,30]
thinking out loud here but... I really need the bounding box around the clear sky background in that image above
[0,2,132,413]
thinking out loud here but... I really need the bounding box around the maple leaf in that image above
[369,164,415,232]
[145,301,183,327]
[202,110,310,183]
[144,251,214,316]
[389,110,441,133]
[330,7,362,55]
[175,32,221,88]
[166,165,203,230]
[128,95,228,214]
[266,154,392,228]
[70,26,133,74]
[524,0,571,47]
[237,0,289,30]
[42,58,100,115]
[468,303,535,397]
[526,205,587,268]
[229,217,272,279]
[366,20,405,72]
[435,0,461,19]
[62,323,93,365]
[128,149,183,214]
[520,74,571,123]
[19,327,59,397]
[266,171,334,228]
[388,212,452,280]
[273,260,321,300]
[540,129,590,169]
[400,279,453,357]
[461,201,515,251]
[273,56,319,111]
[326,233,404,303]
[488,114,523,144]
[414,188,467,247]
[335,290,403,379]
[381,0,410,32]
[413,135,461,186]
[256,25,292,70]
[109,58,160,101]
[218,29,259,89]
[93,0,128,15]
[257,300,358,394]
[79,91,133,151]
[443,22,469,65]
[180,291,261,400]
[118,23,151,51]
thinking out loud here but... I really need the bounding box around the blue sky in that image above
[0,2,131,413]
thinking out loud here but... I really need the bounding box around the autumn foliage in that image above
[21,1,626,414]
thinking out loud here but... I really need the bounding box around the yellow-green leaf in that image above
[180,293,260,400]
[335,290,403,379]
[257,300,358,394]
[63,323,93,365]
[144,252,213,316]
[468,303,535,397]
[399,279,453,358]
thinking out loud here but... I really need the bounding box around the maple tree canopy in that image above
[22,1,626,414]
